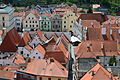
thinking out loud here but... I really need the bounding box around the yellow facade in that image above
[62,11,77,32]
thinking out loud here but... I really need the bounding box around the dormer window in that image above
[102,27,106,35]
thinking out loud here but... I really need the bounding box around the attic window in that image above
[38,56,40,59]
[39,77,42,80]
[61,68,64,71]
[48,78,51,80]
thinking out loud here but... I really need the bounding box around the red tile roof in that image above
[24,44,32,51]
[22,59,68,77]
[81,63,112,80]
[13,54,26,65]
[0,28,21,52]
[32,44,46,55]
[36,29,42,41]
[76,40,118,58]
[77,13,108,23]
[19,32,31,46]
[82,20,101,28]
[0,70,14,79]
[86,27,103,41]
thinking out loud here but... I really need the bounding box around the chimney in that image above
[91,22,94,28]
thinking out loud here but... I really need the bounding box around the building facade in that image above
[39,15,52,31]
[23,10,40,31]
[51,14,62,32]
[0,3,14,32]
[62,11,77,32]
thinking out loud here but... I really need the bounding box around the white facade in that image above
[14,16,22,31]
[18,47,31,58]
[23,13,39,31]
[73,19,87,42]
[0,4,15,32]
[30,49,44,59]
[29,34,42,48]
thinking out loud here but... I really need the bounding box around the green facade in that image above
[39,15,51,31]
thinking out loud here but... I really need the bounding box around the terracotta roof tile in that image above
[76,40,118,58]
[0,70,14,79]
[13,54,26,65]
[22,59,68,77]
[82,20,101,28]
[19,32,31,46]
[81,63,112,80]
[0,28,21,52]
[24,45,32,51]
[77,13,108,23]
[36,29,42,41]
[34,44,46,55]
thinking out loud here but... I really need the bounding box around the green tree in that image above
[109,56,117,66]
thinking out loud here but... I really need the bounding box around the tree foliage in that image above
[108,56,117,66]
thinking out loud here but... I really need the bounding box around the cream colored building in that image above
[23,10,40,31]
[62,11,77,32]
[0,3,14,32]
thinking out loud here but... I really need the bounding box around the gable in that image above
[92,68,111,80]
[26,13,37,20]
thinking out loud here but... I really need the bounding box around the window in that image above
[3,22,5,27]
[38,56,41,59]
[26,25,28,27]
[39,77,42,80]
[35,21,37,23]
[17,23,20,26]
[33,56,35,58]
[36,25,38,27]
[70,25,72,28]
[27,54,29,57]
[29,17,30,19]
[30,21,31,23]
[2,17,5,21]
[64,21,66,23]
[33,25,34,27]
[64,17,66,19]
[30,25,31,27]
[32,17,34,19]
[48,78,51,80]
[48,22,49,24]
[33,21,34,23]
[36,53,38,54]
[21,51,23,55]
[58,79,61,80]
[58,21,59,23]
[71,21,73,23]
[26,21,27,23]
[64,26,66,28]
